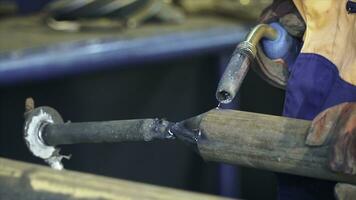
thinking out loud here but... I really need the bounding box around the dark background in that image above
[0,52,285,199]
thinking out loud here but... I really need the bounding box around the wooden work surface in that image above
[0,15,246,53]
[0,157,235,200]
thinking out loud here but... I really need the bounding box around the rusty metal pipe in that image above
[24,106,174,169]
[171,109,356,185]
[216,24,277,104]
[42,118,174,146]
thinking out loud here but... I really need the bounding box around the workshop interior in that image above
[1,0,355,200]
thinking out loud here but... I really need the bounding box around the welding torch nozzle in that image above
[216,24,278,104]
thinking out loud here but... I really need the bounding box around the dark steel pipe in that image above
[42,118,174,146]
[24,105,177,169]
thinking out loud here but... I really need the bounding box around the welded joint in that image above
[169,114,204,151]
[142,118,175,141]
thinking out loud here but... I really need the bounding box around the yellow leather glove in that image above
[293,0,356,85]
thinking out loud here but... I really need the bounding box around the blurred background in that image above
[0,0,284,199]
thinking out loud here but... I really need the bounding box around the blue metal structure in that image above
[0,26,247,85]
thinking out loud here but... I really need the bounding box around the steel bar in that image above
[23,106,175,169]
[42,118,173,146]
[172,109,356,185]
[0,157,234,200]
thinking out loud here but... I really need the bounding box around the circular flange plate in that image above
[24,106,66,170]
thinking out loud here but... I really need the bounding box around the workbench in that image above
[0,157,235,200]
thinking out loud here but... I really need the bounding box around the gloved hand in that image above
[259,0,305,38]
[252,0,305,89]
[306,102,356,175]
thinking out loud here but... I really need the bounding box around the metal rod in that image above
[42,118,173,146]
[23,106,174,169]
[245,24,277,48]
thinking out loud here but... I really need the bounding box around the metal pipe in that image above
[23,105,356,184]
[24,106,174,169]
[245,24,278,50]
[171,109,356,184]
[42,119,174,146]
[216,24,277,104]
[0,25,247,85]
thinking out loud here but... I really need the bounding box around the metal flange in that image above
[24,106,68,170]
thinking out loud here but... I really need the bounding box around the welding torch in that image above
[216,22,298,104]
